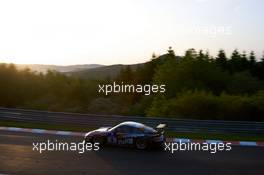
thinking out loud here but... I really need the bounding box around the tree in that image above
[167,46,175,56]
[153,56,229,97]
[255,52,264,80]
[116,66,134,83]
[248,51,257,77]
[249,51,256,66]
[228,49,249,73]
[197,50,205,60]
[152,52,156,60]
[215,49,227,70]
[184,48,197,60]
[204,50,210,61]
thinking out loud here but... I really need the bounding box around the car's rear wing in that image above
[156,124,166,133]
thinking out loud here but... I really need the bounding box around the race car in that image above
[84,121,166,149]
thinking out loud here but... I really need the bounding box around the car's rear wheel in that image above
[135,139,147,150]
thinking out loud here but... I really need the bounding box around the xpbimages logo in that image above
[32,140,100,154]
[98,82,166,95]
[164,141,232,154]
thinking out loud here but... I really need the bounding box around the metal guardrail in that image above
[0,107,263,135]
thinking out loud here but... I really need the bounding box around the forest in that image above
[0,48,264,121]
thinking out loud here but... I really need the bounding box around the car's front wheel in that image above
[135,139,147,150]
[93,137,105,145]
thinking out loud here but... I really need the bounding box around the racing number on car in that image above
[107,133,117,144]
[116,133,132,145]
[107,134,133,145]
[117,137,133,145]
[107,136,117,144]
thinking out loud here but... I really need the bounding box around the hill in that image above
[15,64,104,73]
[66,63,143,79]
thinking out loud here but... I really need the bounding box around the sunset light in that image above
[0,0,263,65]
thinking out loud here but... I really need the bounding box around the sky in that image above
[0,0,263,65]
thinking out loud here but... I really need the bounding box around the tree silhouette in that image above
[215,49,227,70]
[167,46,175,56]
[228,49,249,73]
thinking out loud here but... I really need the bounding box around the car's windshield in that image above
[108,123,122,132]
[109,123,157,134]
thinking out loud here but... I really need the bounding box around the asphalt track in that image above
[0,131,263,175]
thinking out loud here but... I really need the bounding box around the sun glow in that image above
[0,0,263,65]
